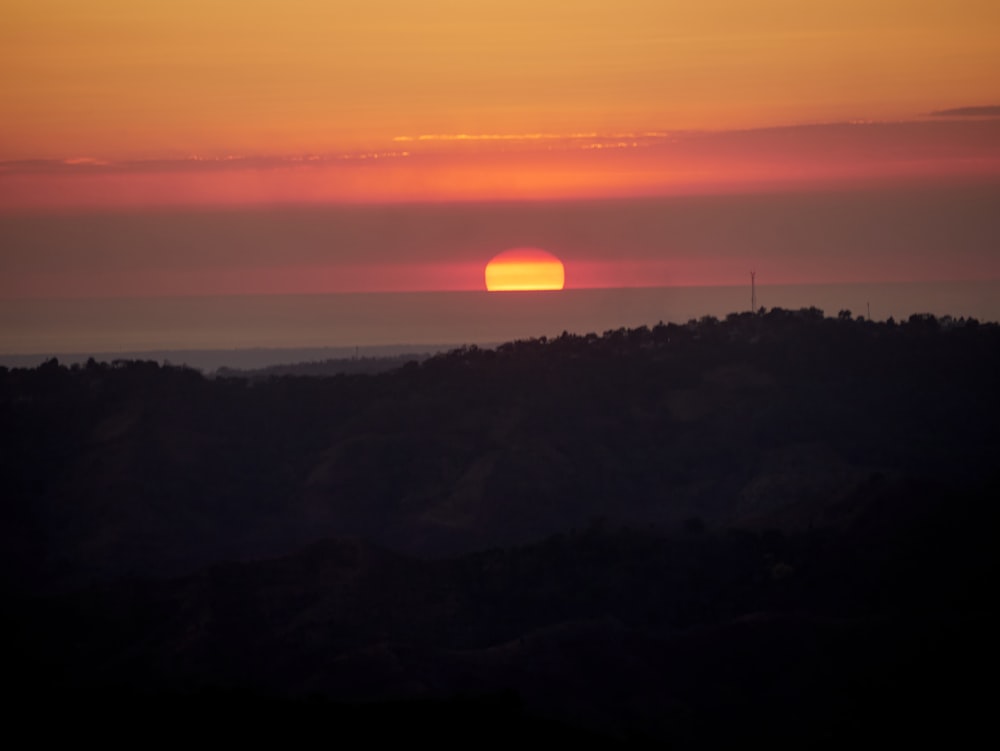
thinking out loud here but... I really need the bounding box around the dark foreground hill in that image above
[2,309,998,743]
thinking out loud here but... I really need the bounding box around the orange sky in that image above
[4,2,999,153]
[2,1,1000,207]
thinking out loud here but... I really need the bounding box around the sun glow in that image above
[484,248,565,292]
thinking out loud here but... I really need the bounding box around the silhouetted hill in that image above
[214,351,433,379]
[0,344,449,373]
[2,309,997,591]
[2,309,998,743]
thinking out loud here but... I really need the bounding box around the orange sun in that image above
[484,248,566,292]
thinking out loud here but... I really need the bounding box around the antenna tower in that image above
[750,270,756,313]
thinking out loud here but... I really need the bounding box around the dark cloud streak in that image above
[928,105,1000,118]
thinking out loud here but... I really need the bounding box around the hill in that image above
[2,308,998,742]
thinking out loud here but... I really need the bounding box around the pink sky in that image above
[3,178,998,301]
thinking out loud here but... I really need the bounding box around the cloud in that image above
[0,152,412,176]
[928,105,1000,118]
[63,157,111,166]
[392,132,674,150]
[3,119,999,210]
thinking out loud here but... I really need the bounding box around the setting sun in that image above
[484,248,566,292]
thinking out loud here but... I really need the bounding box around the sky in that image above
[1,1,999,306]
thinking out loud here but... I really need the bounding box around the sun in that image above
[484,248,565,292]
